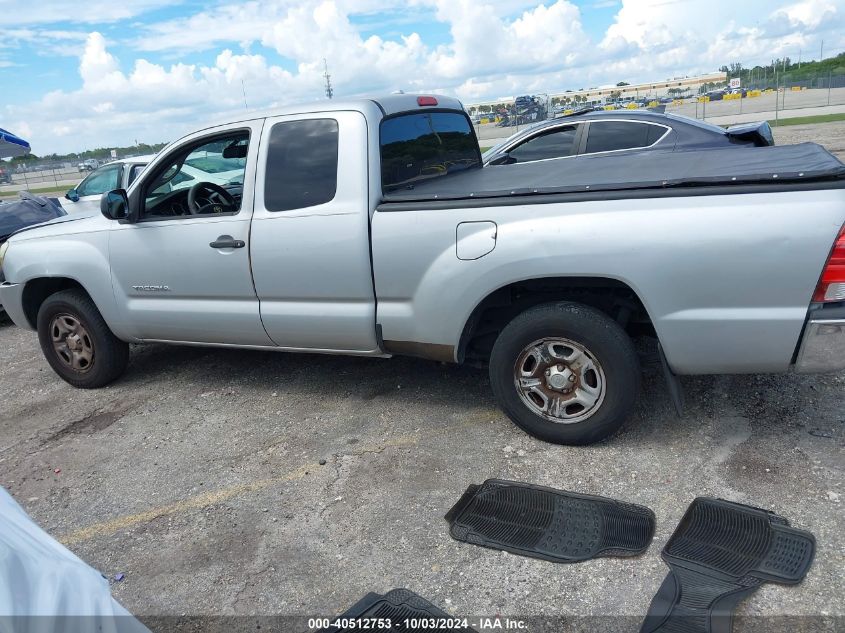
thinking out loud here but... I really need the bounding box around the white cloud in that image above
[0,0,179,25]
[4,33,309,153]
[3,0,845,154]
[773,0,838,29]
[0,27,92,58]
[426,0,587,80]
[598,0,843,79]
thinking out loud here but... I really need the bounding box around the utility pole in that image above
[820,40,824,62]
[241,80,249,110]
[323,58,334,100]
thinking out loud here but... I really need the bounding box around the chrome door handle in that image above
[209,235,245,249]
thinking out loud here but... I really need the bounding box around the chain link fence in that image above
[0,157,123,198]
[666,70,845,123]
[470,67,845,146]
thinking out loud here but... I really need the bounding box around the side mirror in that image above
[101,189,130,221]
[488,153,516,166]
[65,189,80,202]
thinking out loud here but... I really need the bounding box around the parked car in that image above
[482,110,774,166]
[0,165,12,184]
[77,159,100,172]
[64,156,153,214]
[0,193,66,314]
[1,94,844,446]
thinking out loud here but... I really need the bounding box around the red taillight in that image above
[417,96,438,106]
[814,224,845,302]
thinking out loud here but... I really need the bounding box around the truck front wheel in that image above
[489,302,640,445]
[36,289,129,389]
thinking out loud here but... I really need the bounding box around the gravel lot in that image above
[1,122,844,631]
[773,121,845,160]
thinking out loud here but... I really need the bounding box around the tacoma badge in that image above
[131,285,170,292]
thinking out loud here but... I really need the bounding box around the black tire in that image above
[37,289,129,388]
[489,302,640,445]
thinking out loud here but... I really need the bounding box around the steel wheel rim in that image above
[50,313,95,373]
[513,337,606,424]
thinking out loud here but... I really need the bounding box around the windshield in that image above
[380,111,481,193]
[184,154,244,174]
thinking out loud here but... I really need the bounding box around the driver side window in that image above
[141,132,249,219]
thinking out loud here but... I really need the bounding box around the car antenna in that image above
[241,80,249,111]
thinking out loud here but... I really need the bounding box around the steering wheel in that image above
[187,182,237,215]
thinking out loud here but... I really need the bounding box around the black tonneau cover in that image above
[383,142,845,203]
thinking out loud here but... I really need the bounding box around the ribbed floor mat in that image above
[640,497,815,633]
[444,479,655,563]
[320,589,478,632]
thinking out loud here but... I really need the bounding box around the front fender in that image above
[2,231,130,340]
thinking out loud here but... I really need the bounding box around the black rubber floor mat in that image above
[444,479,655,563]
[320,589,478,632]
[640,497,816,633]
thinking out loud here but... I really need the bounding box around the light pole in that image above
[323,59,334,99]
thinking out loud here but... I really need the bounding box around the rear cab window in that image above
[380,111,481,193]
[264,119,339,212]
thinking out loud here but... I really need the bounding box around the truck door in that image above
[108,120,273,346]
[249,110,380,353]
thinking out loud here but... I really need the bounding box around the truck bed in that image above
[382,142,845,204]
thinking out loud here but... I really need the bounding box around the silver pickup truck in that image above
[1,94,844,445]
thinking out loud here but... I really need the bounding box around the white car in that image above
[65,156,154,214]
[64,153,244,215]
[77,158,100,171]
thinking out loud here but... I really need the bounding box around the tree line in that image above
[720,51,845,88]
[6,142,169,165]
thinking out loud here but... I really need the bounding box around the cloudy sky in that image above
[0,0,842,155]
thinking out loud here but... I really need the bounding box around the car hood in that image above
[8,212,108,243]
[58,197,103,217]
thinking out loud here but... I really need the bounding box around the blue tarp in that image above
[0,127,30,158]
[0,193,66,241]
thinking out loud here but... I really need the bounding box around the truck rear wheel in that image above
[489,302,640,445]
[37,289,129,389]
